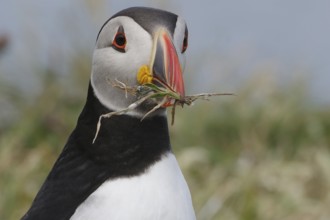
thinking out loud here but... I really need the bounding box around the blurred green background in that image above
[1,1,330,220]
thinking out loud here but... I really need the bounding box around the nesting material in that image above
[93,66,233,143]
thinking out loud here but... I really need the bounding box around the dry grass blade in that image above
[107,78,137,98]
[92,92,156,143]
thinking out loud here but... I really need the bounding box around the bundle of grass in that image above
[93,65,233,143]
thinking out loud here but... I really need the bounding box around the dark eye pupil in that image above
[115,34,126,46]
[182,36,188,53]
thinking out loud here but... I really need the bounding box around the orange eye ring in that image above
[112,32,127,52]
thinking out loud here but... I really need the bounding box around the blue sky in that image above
[1,0,330,104]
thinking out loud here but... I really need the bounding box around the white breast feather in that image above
[70,153,196,220]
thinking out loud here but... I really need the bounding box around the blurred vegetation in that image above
[1,52,330,220]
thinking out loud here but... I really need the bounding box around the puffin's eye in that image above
[112,33,126,52]
[182,30,188,53]
[112,27,126,52]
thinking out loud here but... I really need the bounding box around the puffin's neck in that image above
[70,82,171,177]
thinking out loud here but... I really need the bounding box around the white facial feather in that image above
[173,16,187,71]
[92,16,152,116]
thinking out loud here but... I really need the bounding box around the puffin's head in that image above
[91,7,188,117]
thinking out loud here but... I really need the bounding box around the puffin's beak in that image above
[151,29,185,106]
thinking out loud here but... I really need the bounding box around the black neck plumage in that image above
[22,83,171,220]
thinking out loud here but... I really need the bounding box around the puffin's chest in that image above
[70,153,195,220]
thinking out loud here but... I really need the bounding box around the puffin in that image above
[22,7,195,220]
